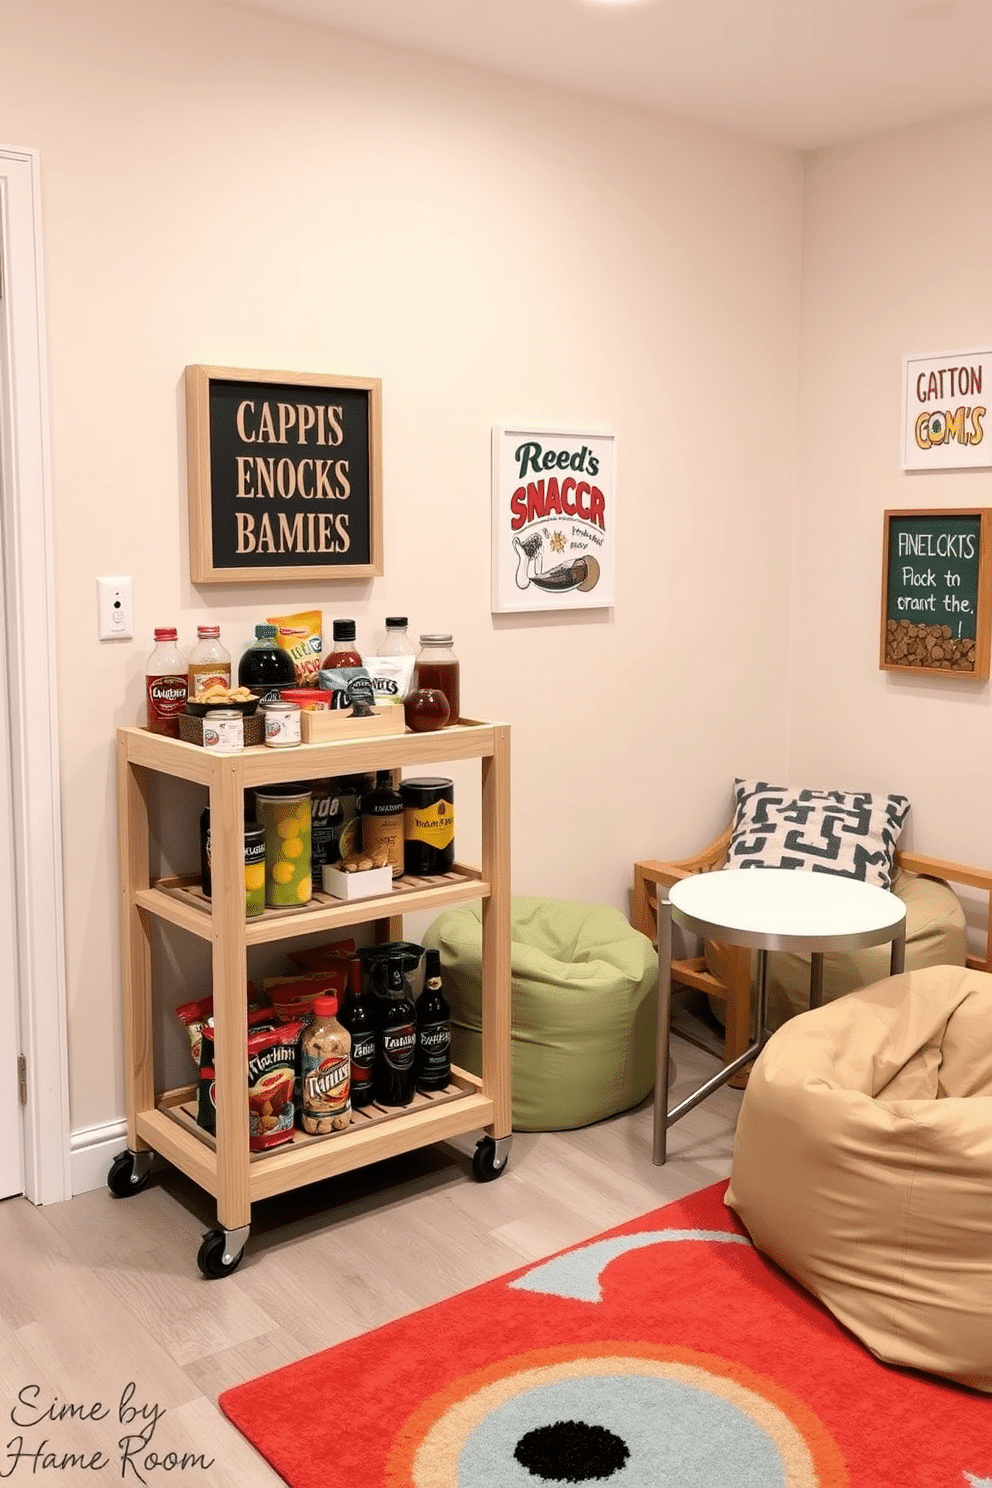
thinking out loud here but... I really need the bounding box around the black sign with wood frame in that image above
[880,508,992,678]
[185,365,383,583]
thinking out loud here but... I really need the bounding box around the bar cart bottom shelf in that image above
[108,1064,511,1277]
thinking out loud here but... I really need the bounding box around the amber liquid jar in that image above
[414,635,460,724]
[404,688,450,732]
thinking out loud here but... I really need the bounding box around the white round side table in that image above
[653,867,907,1163]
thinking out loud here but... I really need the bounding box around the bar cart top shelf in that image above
[117,716,506,789]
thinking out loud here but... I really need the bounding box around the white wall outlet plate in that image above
[96,576,133,640]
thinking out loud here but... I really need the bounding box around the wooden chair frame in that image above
[633,829,992,1077]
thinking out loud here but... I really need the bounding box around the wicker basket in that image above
[177,710,265,747]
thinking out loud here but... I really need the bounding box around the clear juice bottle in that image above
[187,624,231,697]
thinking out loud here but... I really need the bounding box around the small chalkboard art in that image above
[880,509,992,679]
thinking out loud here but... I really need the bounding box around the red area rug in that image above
[220,1181,991,1487]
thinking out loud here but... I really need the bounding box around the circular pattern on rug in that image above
[386,1343,848,1487]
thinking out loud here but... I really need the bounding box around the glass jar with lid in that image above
[413,634,460,724]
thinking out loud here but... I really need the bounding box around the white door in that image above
[0,145,70,1205]
[0,260,26,1200]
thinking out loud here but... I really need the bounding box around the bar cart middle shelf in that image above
[114,717,512,1277]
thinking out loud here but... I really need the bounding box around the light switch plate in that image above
[96,576,133,640]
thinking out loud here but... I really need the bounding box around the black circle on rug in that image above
[514,1419,630,1481]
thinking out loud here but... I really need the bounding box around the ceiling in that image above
[221,0,992,150]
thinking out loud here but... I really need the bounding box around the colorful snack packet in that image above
[267,610,323,684]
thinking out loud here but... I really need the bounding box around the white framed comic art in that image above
[491,426,616,613]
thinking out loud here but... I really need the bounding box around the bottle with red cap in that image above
[145,628,188,736]
[300,995,352,1134]
[187,624,231,698]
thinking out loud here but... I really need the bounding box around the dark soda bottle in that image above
[375,953,417,1106]
[416,948,451,1093]
[237,623,295,703]
[361,769,404,878]
[340,957,376,1109]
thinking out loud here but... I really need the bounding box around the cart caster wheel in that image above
[472,1135,510,1182]
[197,1229,246,1280]
[107,1151,151,1198]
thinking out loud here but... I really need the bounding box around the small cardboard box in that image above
[321,863,393,901]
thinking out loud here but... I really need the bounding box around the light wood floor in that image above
[0,1030,741,1487]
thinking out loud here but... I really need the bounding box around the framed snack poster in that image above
[491,426,616,613]
[901,348,990,471]
[185,365,383,583]
[880,508,992,679]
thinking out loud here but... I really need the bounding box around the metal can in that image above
[199,809,268,919]
[309,776,362,879]
[244,822,266,917]
[203,708,243,754]
[400,777,455,876]
[262,700,301,748]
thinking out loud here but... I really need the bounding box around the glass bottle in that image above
[145,627,188,736]
[237,623,296,703]
[377,617,412,656]
[187,624,231,697]
[339,957,376,1109]
[375,954,417,1106]
[414,634,460,724]
[373,616,415,709]
[321,618,363,669]
[416,948,451,1093]
[360,769,404,878]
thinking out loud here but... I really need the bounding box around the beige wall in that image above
[2,0,802,1143]
[792,108,992,861]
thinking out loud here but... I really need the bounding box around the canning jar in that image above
[413,634,459,724]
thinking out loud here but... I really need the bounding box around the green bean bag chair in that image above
[422,897,657,1131]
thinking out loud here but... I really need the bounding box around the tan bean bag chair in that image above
[726,964,992,1392]
[707,867,966,1029]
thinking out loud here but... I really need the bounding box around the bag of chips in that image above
[263,969,348,1023]
[247,1022,305,1151]
[286,937,357,972]
[267,609,323,685]
[177,982,265,1068]
[195,1005,281,1133]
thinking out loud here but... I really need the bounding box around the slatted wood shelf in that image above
[138,864,487,943]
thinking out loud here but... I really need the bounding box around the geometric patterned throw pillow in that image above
[726,778,911,889]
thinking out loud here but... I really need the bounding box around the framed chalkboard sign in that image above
[185,365,383,583]
[880,508,992,679]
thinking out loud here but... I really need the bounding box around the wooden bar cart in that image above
[113,717,512,1277]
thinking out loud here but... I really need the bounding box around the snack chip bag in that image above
[367,654,415,707]
[267,610,323,684]
[264,969,348,1022]
[177,982,265,1067]
[287,937,357,971]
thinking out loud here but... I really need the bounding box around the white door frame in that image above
[0,144,71,1205]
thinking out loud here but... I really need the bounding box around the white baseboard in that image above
[70,1119,128,1196]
